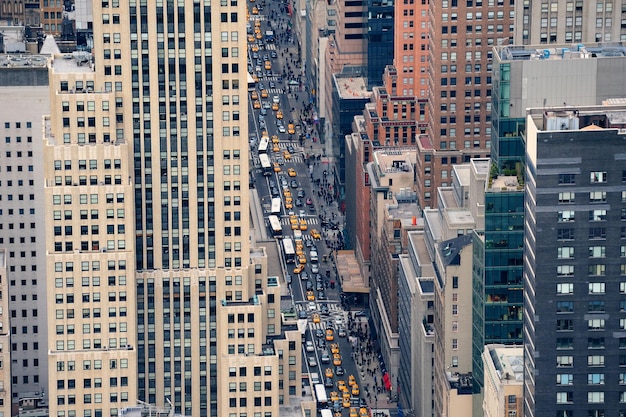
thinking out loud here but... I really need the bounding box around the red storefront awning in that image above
[383,373,391,391]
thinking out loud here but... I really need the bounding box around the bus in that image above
[271,197,282,215]
[268,215,283,238]
[259,153,272,176]
[282,238,296,264]
[247,72,256,92]
[314,384,328,407]
[258,136,270,154]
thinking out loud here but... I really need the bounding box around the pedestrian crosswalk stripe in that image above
[265,44,276,50]
[267,88,284,94]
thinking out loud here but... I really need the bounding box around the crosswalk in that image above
[266,217,319,227]
[295,303,346,330]
[267,88,284,94]
[265,44,276,50]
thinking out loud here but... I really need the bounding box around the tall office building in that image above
[524,103,626,417]
[0,61,50,403]
[470,44,626,412]
[366,0,394,88]
[44,1,300,417]
[416,0,514,209]
[514,0,626,45]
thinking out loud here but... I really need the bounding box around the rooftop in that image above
[528,105,626,132]
[51,52,94,74]
[485,344,524,384]
[437,234,472,267]
[494,42,626,62]
[373,149,415,175]
[334,75,371,99]
[0,54,49,68]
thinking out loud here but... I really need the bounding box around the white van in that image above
[310,250,318,264]
[272,95,280,104]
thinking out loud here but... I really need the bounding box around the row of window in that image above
[54,275,127,288]
[557,282,626,294]
[57,392,130,406]
[557,226,626,240]
[2,121,32,129]
[556,264,626,276]
[56,321,129,334]
[556,391,626,404]
[54,338,130,351]
[556,318,626,331]
[55,292,128,304]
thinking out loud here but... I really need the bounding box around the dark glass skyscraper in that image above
[366,0,394,88]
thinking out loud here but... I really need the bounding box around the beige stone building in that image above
[481,345,523,417]
[43,55,138,417]
[44,1,302,417]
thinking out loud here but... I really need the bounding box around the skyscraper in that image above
[524,103,626,417]
[45,2,300,417]
[416,0,515,209]
[0,62,50,402]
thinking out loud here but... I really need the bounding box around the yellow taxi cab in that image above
[264,61,272,70]
[330,343,340,354]
[283,189,292,198]
[256,32,262,40]
[333,353,342,366]
[261,89,268,98]
[249,0,255,3]
[342,397,351,409]
[325,368,334,379]
[277,110,283,119]
[359,408,368,417]
[350,408,358,417]
[283,150,291,160]
[306,291,315,301]
[312,313,321,323]
[337,380,348,393]
[290,215,298,227]
[285,199,293,209]
[330,391,340,402]
[288,168,297,177]
[252,74,259,83]
[298,255,307,264]
[272,144,280,153]
[351,384,359,397]
[254,20,261,28]
[335,412,343,417]
[296,246,304,256]
[296,239,304,249]
[251,43,259,52]
[252,6,259,14]
[273,163,281,173]
[348,375,356,387]
[326,328,334,341]
[293,264,304,274]
[253,100,261,109]
[251,91,258,100]
[299,218,308,231]
[310,229,321,239]
[288,123,295,134]
[272,102,279,111]
[271,135,279,144]
[261,130,269,139]
[247,34,255,43]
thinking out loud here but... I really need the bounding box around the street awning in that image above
[383,373,391,391]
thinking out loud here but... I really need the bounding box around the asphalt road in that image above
[246,1,370,415]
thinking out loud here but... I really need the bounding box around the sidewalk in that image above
[346,315,397,413]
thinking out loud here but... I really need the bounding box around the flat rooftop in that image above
[334,75,371,99]
[51,52,94,74]
[528,105,626,132]
[0,54,49,68]
[373,149,416,175]
[495,42,626,62]
[485,345,524,384]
